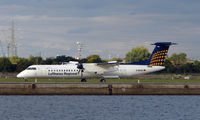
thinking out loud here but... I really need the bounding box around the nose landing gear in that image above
[24,78,28,82]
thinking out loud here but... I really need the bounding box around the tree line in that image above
[0,55,104,73]
[0,46,199,73]
[162,53,200,74]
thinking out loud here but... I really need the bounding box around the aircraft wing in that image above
[96,63,119,68]
[83,63,119,75]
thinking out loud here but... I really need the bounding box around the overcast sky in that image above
[0,0,199,59]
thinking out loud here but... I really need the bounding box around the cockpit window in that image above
[26,67,36,70]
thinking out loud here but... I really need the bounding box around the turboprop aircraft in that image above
[17,42,176,82]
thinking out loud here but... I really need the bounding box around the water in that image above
[0,96,199,120]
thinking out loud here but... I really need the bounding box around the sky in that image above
[0,0,199,59]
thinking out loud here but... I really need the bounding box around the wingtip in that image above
[151,42,177,46]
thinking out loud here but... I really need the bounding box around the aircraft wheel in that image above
[24,79,28,82]
[81,78,86,82]
[100,79,106,82]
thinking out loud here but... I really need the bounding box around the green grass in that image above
[1,78,200,83]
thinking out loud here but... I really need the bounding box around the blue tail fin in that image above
[149,42,176,66]
[125,42,176,66]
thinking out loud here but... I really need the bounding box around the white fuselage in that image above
[17,63,165,79]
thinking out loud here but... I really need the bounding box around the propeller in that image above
[76,62,84,78]
[77,63,84,70]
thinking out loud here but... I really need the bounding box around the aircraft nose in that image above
[17,72,24,78]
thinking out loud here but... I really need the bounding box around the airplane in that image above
[17,42,176,82]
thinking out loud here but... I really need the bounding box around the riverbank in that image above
[1,82,200,95]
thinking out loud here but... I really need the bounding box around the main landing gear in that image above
[81,78,86,82]
[100,78,106,82]
[80,78,106,82]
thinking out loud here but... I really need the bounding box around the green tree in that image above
[28,56,43,65]
[87,55,102,63]
[110,57,123,62]
[193,60,200,73]
[55,55,75,64]
[16,58,31,72]
[79,58,88,63]
[125,46,150,63]
[180,63,194,73]
[169,53,187,67]
[9,56,20,64]
[44,58,54,64]
[0,57,13,72]
[163,59,176,73]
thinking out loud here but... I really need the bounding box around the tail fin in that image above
[149,42,176,66]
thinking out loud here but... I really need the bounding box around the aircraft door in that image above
[36,67,46,78]
[118,67,127,77]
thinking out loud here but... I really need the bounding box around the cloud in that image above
[0,5,27,9]
[6,13,198,59]
[0,0,199,59]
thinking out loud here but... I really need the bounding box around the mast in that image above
[8,20,17,57]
